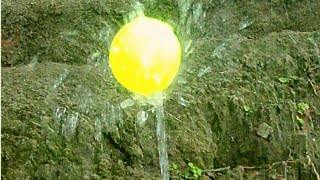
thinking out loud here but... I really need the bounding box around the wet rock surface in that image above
[2,0,320,179]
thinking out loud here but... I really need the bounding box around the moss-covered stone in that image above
[1,0,320,179]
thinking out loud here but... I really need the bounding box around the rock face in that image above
[257,123,273,139]
[1,0,320,179]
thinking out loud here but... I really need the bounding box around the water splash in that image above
[136,110,148,127]
[213,43,226,59]
[61,112,79,139]
[53,69,69,89]
[46,1,209,179]
[55,107,67,119]
[178,96,190,107]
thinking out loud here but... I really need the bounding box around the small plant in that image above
[243,105,251,112]
[243,105,252,116]
[278,76,298,84]
[296,115,304,126]
[183,162,203,179]
[297,102,309,114]
[170,162,178,172]
[296,102,310,127]
[278,77,290,83]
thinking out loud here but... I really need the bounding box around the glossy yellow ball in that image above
[109,16,181,95]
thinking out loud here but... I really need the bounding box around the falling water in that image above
[155,99,169,180]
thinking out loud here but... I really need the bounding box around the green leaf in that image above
[244,105,251,112]
[172,163,178,170]
[188,162,194,168]
[184,172,190,178]
[297,102,309,113]
[279,77,290,83]
[296,116,304,126]
[197,168,203,176]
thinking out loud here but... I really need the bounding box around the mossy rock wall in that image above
[2,0,320,179]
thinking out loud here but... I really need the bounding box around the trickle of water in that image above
[212,43,226,59]
[94,118,103,141]
[155,99,169,180]
[178,0,191,26]
[74,86,93,114]
[29,55,38,68]
[308,35,320,64]
[192,3,206,32]
[55,107,66,119]
[136,110,148,127]
[53,69,69,89]
[184,39,194,58]
[125,1,145,23]
[110,104,123,126]
[53,106,67,132]
[61,112,79,139]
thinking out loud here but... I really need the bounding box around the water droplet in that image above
[198,66,211,77]
[55,107,66,119]
[239,19,253,30]
[136,111,148,127]
[212,43,226,59]
[178,96,190,107]
[120,99,135,109]
[178,78,187,85]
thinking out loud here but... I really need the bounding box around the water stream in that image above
[155,99,169,180]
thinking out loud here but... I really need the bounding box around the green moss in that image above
[2,0,320,179]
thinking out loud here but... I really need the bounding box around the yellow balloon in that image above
[109,16,181,96]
